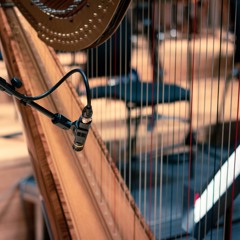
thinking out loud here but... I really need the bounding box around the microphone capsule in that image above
[72,143,84,151]
[72,116,92,151]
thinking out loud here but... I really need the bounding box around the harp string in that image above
[211,0,224,238]
[216,0,229,237]
[202,1,210,237]
[221,0,231,237]
[196,0,207,239]
[113,30,116,229]
[169,0,174,236]
[227,64,240,239]
[177,1,185,239]
[143,0,149,222]
[122,15,127,192]
[129,5,133,195]
[229,2,240,237]
[159,0,165,236]
[222,1,234,237]
[165,1,170,231]
[117,19,122,235]
[153,1,161,236]
[171,0,178,236]
[46,0,240,238]
[138,0,144,214]
[149,0,156,226]
[186,0,197,237]
[206,1,216,237]
[209,1,217,238]
[147,0,151,224]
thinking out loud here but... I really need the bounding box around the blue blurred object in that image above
[91,69,190,108]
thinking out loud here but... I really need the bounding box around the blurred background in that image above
[1,0,240,239]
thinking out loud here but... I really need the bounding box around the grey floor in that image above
[117,143,240,240]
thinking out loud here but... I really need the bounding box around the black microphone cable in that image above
[0,68,91,106]
[0,68,92,151]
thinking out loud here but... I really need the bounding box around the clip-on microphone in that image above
[0,68,92,151]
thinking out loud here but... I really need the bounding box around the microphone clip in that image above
[0,68,93,152]
[72,106,92,151]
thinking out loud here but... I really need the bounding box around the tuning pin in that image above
[11,77,23,89]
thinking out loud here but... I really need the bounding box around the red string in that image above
[113,31,117,232]
[187,0,197,237]
[228,72,240,239]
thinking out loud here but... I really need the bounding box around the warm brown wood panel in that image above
[0,6,152,239]
[0,97,32,239]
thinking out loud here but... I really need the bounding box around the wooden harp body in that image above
[1,0,240,239]
[0,2,152,239]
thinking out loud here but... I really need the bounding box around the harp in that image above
[0,0,240,239]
